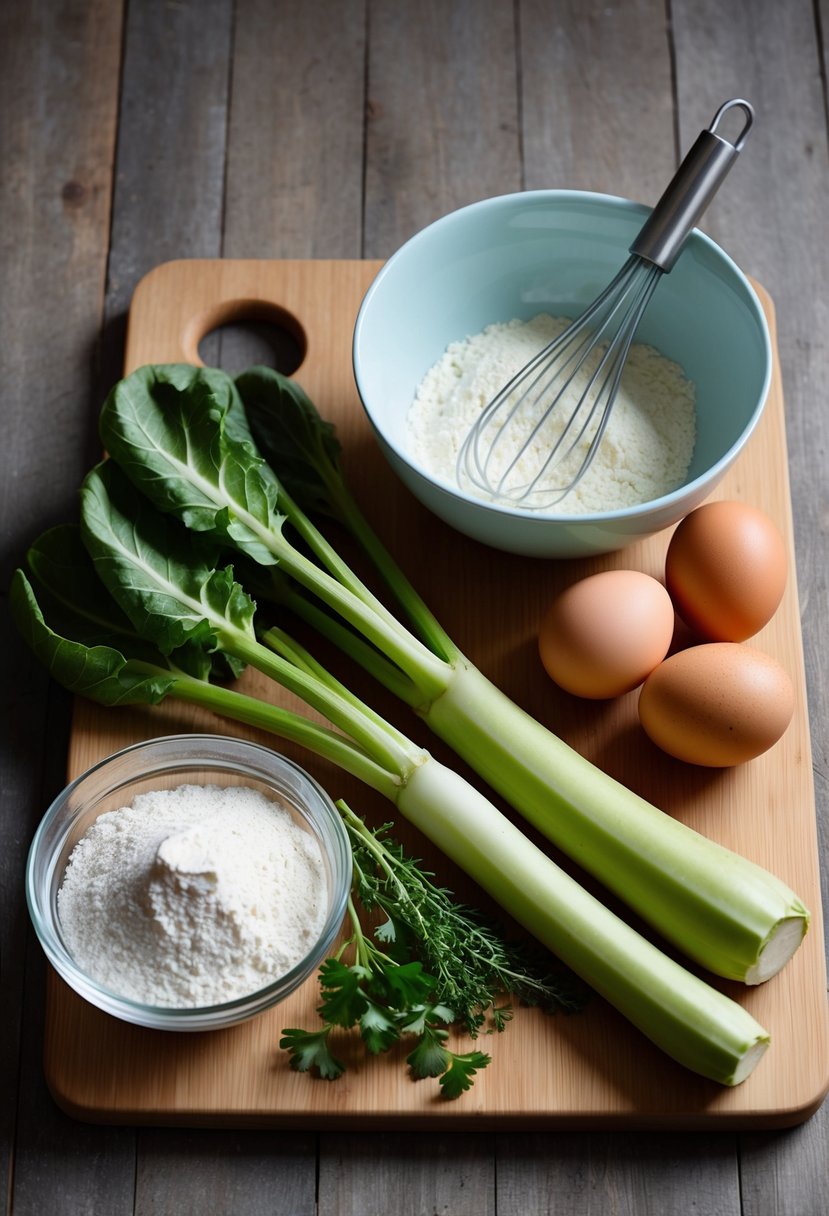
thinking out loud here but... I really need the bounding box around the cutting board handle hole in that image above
[184,299,307,376]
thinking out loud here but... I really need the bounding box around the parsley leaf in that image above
[377,960,435,1009]
[439,1051,492,1099]
[280,805,586,1098]
[406,1025,450,1079]
[359,999,400,1054]
[317,959,369,1027]
[279,1027,345,1080]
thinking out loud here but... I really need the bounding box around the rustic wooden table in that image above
[2,2,827,1213]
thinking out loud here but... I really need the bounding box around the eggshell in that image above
[665,501,787,642]
[638,643,794,767]
[538,569,675,699]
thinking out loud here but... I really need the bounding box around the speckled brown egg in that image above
[638,642,794,766]
[538,569,675,699]
[665,500,787,642]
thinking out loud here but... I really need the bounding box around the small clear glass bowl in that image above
[26,734,352,1032]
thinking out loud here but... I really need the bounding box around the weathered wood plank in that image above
[318,1132,496,1216]
[495,1131,741,1216]
[134,1129,316,1216]
[0,0,131,1212]
[519,0,676,201]
[102,0,234,380]
[213,0,367,374]
[739,1100,829,1216]
[497,4,742,1212]
[363,0,521,257]
[670,0,829,1210]
[224,0,366,259]
[317,5,517,1205]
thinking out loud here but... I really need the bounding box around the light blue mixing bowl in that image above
[353,190,772,558]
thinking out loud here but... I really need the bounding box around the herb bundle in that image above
[281,803,585,1097]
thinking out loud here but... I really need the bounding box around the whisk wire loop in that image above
[457,257,636,498]
[457,257,663,508]
[547,263,663,502]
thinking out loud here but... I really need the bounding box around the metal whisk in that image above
[456,99,754,509]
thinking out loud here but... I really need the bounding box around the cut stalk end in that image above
[728,1038,770,1086]
[745,915,810,985]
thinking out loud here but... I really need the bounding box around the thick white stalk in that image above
[422,659,808,984]
[394,757,769,1086]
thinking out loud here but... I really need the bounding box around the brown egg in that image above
[665,500,787,642]
[638,643,794,767]
[538,569,675,699]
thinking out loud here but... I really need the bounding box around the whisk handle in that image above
[630,98,754,272]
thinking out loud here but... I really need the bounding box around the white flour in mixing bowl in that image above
[407,314,696,513]
[57,783,328,1007]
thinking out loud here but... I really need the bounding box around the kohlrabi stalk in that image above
[95,364,809,986]
[13,516,771,1086]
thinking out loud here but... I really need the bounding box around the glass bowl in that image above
[26,734,352,1031]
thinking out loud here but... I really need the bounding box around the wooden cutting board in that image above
[45,258,828,1129]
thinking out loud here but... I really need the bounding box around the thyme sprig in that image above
[279,803,587,1098]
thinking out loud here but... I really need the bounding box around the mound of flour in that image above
[57,783,328,1008]
[407,314,696,513]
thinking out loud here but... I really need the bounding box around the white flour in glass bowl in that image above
[57,783,327,1008]
[406,314,696,514]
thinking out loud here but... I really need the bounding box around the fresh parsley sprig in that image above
[342,802,587,1033]
[279,893,491,1098]
[279,803,586,1098]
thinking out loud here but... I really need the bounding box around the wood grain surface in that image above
[4,1,828,1213]
[42,257,829,1130]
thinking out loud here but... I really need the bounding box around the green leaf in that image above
[235,366,344,520]
[27,524,139,643]
[373,913,398,945]
[359,1000,400,1054]
[342,804,589,1032]
[395,1004,431,1037]
[406,1026,450,1079]
[279,1027,345,1080]
[375,960,436,1011]
[405,1024,491,1097]
[25,524,215,681]
[397,1001,454,1038]
[237,368,459,663]
[99,363,285,565]
[316,959,370,1028]
[10,569,178,707]
[80,460,256,654]
[438,1051,491,1099]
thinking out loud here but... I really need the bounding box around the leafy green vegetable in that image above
[11,568,179,707]
[16,508,773,1086]
[99,364,452,700]
[101,361,807,989]
[233,368,343,522]
[11,532,398,784]
[406,1029,489,1098]
[11,365,792,1088]
[236,364,456,660]
[232,365,810,989]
